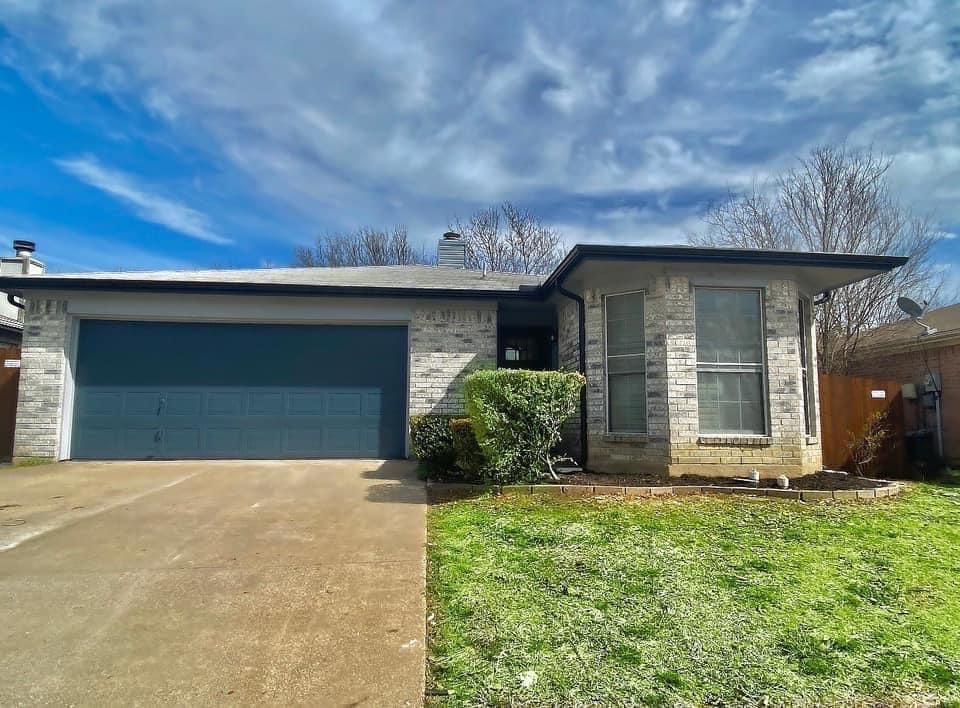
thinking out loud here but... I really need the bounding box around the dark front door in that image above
[71,320,408,460]
[498,326,555,370]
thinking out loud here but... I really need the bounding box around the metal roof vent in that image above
[13,240,35,258]
[437,231,466,268]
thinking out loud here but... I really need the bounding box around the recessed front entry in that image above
[70,320,408,459]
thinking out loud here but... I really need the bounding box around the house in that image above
[0,240,45,345]
[848,303,960,465]
[0,234,905,477]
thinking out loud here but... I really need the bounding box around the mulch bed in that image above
[551,470,888,490]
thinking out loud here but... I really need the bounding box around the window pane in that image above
[608,354,645,374]
[718,402,741,431]
[741,402,764,433]
[609,373,646,432]
[740,372,762,402]
[697,371,765,434]
[695,289,762,364]
[606,292,645,356]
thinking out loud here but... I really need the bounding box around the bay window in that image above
[695,288,766,435]
[604,291,646,433]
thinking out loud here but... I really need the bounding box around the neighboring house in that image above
[0,234,904,478]
[848,304,960,464]
[0,240,45,345]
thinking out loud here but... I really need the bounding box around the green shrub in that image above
[464,369,585,483]
[449,418,491,482]
[409,414,456,476]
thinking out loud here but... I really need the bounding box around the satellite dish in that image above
[897,296,925,318]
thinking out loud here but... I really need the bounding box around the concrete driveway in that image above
[0,459,426,706]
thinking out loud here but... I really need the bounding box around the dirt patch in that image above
[552,470,888,491]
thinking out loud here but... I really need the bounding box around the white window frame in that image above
[693,286,769,436]
[603,290,647,434]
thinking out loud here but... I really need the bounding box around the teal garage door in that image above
[71,320,408,460]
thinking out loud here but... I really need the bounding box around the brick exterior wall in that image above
[408,303,497,416]
[560,276,822,478]
[848,343,959,463]
[557,299,582,460]
[14,298,498,460]
[667,279,820,477]
[14,298,69,460]
[13,284,820,476]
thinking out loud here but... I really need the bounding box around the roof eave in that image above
[0,277,544,300]
[542,244,909,290]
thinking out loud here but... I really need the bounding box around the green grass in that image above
[427,485,960,706]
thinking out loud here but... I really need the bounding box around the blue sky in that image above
[0,0,957,273]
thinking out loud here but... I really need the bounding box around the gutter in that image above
[556,281,589,469]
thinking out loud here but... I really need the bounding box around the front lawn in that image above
[427,485,960,706]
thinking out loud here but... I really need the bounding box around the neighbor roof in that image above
[855,303,960,354]
[0,245,908,299]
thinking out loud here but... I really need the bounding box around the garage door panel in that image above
[246,428,282,456]
[71,321,407,460]
[123,428,161,453]
[206,428,243,453]
[286,427,327,455]
[288,392,325,415]
[74,427,119,456]
[207,391,245,416]
[365,392,382,416]
[164,428,202,453]
[248,392,283,416]
[79,391,123,417]
[327,391,362,416]
[165,392,203,416]
[124,391,163,416]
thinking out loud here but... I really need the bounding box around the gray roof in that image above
[2,264,543,296]
[0,244,908,299]
[856,303,960,352]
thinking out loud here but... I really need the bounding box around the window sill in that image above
[806,436,819,445]
[698,435,772,447]
[602,433,649,444]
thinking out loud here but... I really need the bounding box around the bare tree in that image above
[451,201,564,274]
[690,145,946,373]
[294,225,434,267]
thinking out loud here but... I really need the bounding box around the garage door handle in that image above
[154,430,162,443]
[157,396,165,415]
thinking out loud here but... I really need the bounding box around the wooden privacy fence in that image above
[0,345,20,461]
[818,372,906,477]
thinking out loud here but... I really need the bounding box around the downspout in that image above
[556,282,588,468]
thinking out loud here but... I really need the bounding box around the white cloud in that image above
[55,155,231,245]
[661,0,694,24]
[779,45,888,101]
[0,0,955,258]
[624,57,661,102]
[554,208,703,246]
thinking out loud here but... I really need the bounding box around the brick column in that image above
[408,304,497,416]
[14,298,69,460]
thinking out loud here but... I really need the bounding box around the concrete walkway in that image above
[0,459,426,706]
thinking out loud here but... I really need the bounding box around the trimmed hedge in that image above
[409,414,456,476]
[465,369,585,483]
[449,418,490,482]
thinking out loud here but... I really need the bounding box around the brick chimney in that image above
[437,231,466,268]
